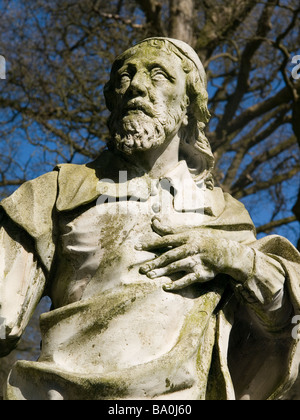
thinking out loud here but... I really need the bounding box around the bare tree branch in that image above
[221,82,299,140]
[195,0,257,59]
[231,135,297,194]
[234,164,300,199]
[221,113,292,190]
[216,0,275,135]
[257,216,297,234]
[135,0,165,35]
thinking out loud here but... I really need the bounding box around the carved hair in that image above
[105,38,215,189]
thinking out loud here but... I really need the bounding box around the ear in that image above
[181,94,190,127]
[186,71,211,125]
[192,86,211,124]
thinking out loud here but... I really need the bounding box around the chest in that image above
[51,195,210,306]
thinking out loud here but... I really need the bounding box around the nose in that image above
[128,71,148,97]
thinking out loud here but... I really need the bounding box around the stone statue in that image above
[0,38,300,400]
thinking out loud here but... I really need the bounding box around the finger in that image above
[151,217,175,236]
[163,274,198,291]
[140,246,188,274]
[194,265,216,282]
[138,233,186,252]
[146,257,195,278]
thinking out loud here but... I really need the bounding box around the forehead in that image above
[113,45,185,75]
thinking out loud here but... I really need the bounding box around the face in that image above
[107,46,189,155]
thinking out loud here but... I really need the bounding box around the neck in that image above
[119,134,181,179]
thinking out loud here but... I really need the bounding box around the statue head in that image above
[104,38,214,187]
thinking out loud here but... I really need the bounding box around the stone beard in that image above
[107,97,188,155]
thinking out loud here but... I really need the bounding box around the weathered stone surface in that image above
[0,38,299,400]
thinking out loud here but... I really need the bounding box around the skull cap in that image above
[135,37,207,87]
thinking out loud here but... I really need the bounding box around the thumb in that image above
[151,217,174,236]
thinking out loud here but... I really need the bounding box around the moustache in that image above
[121,99,156,118]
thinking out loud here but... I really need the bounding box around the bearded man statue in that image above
[0,38,299,400]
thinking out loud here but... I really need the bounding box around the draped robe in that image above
[0,151,299,400]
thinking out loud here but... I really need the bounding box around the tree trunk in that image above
[169,0,195,45]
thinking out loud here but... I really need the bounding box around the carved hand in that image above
[139,218,255,291]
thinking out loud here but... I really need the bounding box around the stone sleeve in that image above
[233,249,293,334]
[0,214,47,357]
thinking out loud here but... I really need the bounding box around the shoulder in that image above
[55,162,99,212]
[211,189,256,231]
[223,191,250,212]
[55,151,113,212]
[1,171,58,238]
[0,150,112,220]
[0,171,59,270]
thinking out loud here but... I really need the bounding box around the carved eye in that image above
[150,68,169,82]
